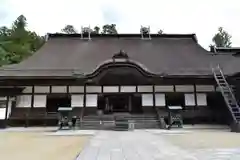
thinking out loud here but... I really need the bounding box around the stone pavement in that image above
[76,130,195,160]
[76,130,240,160]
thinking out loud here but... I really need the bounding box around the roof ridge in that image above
[47,33,197,41]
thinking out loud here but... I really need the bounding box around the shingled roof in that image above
[0,33,240,78]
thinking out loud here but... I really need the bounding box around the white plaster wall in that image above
[196,85,215,92]
[34,95,46,107]
[120,86,136,92]
[86,86,101,93]
[103,86,119,93]
[0,108,6,119]
[138,86,153,92]
[185,94,195,106]
[176,85,194,92]
[155,85,174,92]
[71,95,84,107]
[197,93,207,106]
[16,95,31,108]
[86,94,98,107]
[69,86,84,93]
[142,94,153,106]
[52,86,67,93]
[155,94,166,106]
[0,97,7,101]
[34,86,50,93]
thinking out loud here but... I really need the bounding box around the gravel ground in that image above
[0,131,90,160]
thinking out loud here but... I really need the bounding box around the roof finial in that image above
[140,25,151,40]
[112,49,129,59]
[81,25,92,40]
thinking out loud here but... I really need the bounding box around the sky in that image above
[0,0,240,49]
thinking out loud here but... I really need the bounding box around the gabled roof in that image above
[0,33,240,78]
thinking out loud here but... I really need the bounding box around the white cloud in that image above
[1,0,240,49]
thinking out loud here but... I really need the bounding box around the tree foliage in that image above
[93,26,100,34]
[102,24,118,34]
[61,25,78,34]
[0,15,45,66]
[212,27,232,47]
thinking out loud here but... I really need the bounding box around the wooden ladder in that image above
[212,65,240,124]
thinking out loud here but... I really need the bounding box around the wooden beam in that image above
[128,95,132,112]
[66,85,69,95]
[49,85,52,94]
[173,85,176,92]
[118,85,121,92]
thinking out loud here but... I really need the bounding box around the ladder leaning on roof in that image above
[212,65,240,132]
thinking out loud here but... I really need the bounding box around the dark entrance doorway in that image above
[131,94,142,113]
[109,95,129,112]
[98,94,142,114]
[46,95,71,113]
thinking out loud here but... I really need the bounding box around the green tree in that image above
[212,27,232,47]
[0,15,44,65]
[102,24,118,34]
[0,26,11,37]
[0,42,11,66]
[12,15,27,31]
[93,26,100,34]
[61,25,78,34]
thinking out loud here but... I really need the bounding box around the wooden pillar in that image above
[193,84,197,125]
[173,85,176,92]
[128,95,132,112]
[105,97,109,113]
[66,85,70,107]
[66,85,69,95]
[82,84,86,118]
[31,86,34,109]
[4,96,10,127]
[26,86,34,127]
[49,85,52,93]
[118,85,121,92]
[153,85,156,110]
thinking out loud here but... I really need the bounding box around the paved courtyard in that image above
[77,128,240,160]
[1,126,240,160]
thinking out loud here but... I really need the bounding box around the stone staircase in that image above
[124,114,160,129]
[77,115,115,130]
[77,114,160,130]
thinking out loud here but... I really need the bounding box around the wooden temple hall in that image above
[0,33,240,131]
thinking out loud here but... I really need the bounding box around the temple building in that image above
[0,33,239,130]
